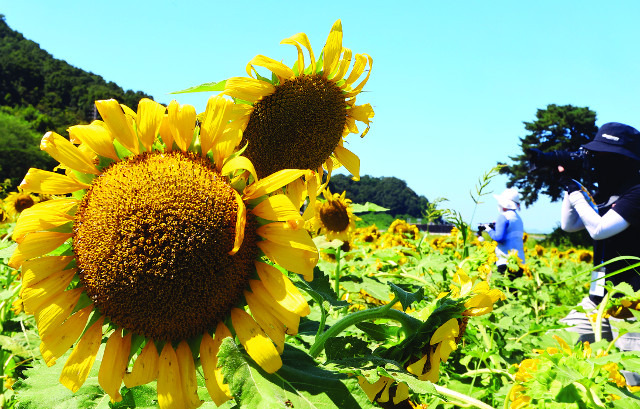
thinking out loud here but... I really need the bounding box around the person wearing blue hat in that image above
[559,121,640,386]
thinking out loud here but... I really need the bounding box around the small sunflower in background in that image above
[223,19,374,185]
[308,188,358,242]
[4,189,38,218]
[11,97,318,408]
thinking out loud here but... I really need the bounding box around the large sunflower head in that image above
[308,188,358,242]
[11,97,318,408]
[224,19,374,184]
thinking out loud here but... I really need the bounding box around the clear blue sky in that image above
[3,0,640,233]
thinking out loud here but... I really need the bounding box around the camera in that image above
[477,223,495,233]
[527,147,592,176]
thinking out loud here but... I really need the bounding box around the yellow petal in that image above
[124,340,159,388]
[136,98,166,151]
[281,32,315,74]
[257,221,316,250]
[437,339,457,363]
[10,231,72,268]
[40,305,92,367]
[21,268,76,315]
[95,99,139,154]
[176,341,203,409]
[323,20,343,76]
[393,382,410,405]
[430,318,459,345]
[99,330,132,403]
[244,289,286,353]
[255,262,310,316]
[331,47,352,81]
[168,100,196,152]
[333,145,360,181]
[251,195,302,224]
[258,239,317,281]
[230,308,282,374]
[13,199,76,243]
[247,55,294,81]
[35,287,83,337]
[200,95,233,157]
[20,168,90,195]
[229,191,246,256]
[158,343,186,409]
[221,156,257,185]
[244,170,308,200]
[406,354,428,377]
[248,279,300,335]
[212,123,243,171]
[463,294,493,316]
[285,177,307,211]
[21,255,74,288]
[68,122,119,161]
[357,376,390,402]
[59,316,105,393]
[200,323,232,406]
[224,77,275,103]
[453,270,473,297]
[40,132,100,174]
[159,114,174,150]
[349,104,374,125]
[345,54,373,98]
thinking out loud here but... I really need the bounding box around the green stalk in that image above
[594,291,610,343]
[334,246,342,300]
[309,299,420,358]
[433,384,497,409]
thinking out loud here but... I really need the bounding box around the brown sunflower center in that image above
[319,200,350,232]
[241,73,347,178]
[73,150,258,341]
[15,195,35,213]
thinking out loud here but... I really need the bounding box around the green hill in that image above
[0,15,154,189]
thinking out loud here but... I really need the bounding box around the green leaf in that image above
[111,384,159,408]
[13,358,110,409]
[295,267,348,308]
[325,336,370,361]
[350,202,390,214]
[388,282,424,311]
[355,322,393,342]
[0,242,17,259]
[170,81,227,94]
[218,339,374,409]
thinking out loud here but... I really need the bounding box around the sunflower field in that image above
[1,18,640,409]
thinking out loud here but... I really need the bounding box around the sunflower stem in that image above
[334,246,342,300]
[309,302,420,358]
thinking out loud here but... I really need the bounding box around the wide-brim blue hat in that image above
[583,122,640,161]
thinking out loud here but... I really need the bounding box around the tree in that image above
[501,104,598,206]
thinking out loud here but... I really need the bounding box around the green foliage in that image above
[328,174,431,219]
[501,104,598,206]
[0,110,57,188]
[540,225,593,250]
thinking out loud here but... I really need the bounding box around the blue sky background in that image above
[2,1,640,233]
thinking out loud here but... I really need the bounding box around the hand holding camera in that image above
[477,222,495,233]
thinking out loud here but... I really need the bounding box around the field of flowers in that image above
[1,18,639,409]
[0,187,639,408]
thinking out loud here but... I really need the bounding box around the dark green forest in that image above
[328,174,431,219]
[0,15,152,189]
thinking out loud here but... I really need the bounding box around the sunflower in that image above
[11,97,318,408]
[308,188,358,242]
[223,19,374,185]
[4,189,38,218]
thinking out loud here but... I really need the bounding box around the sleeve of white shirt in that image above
[560,192,585,232]
[567,191,630,240]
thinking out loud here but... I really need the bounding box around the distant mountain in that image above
[0,15,154,188]
[0,15,153,133]
[328,174,431,219]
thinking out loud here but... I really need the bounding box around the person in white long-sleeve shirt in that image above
[559,122,640,386]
